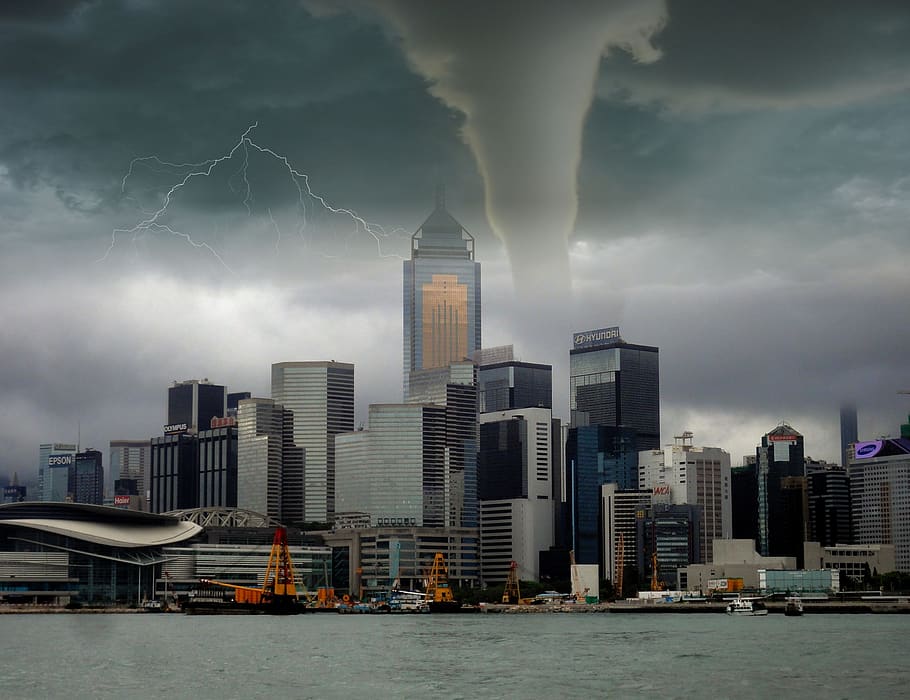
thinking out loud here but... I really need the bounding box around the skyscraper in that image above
[755,423,807,566]
[109,439,151,499]
[271,361,354,523]
[236,398,304,524]
[403,188,481,401]
[569,327,660,450]
[840,402,858,466]
[73,449,104,505]
[167,379,226,434]
[475,345,552,413]
[37,443,77,502]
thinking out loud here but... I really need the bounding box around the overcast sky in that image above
[2,0,909,486]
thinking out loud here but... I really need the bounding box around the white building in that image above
[335,404,447,527]
[602,483,652,584]
[478,407,554,583]
[271,361,354,523]
[848,437,910,572]
[109,439,151,497]
[638,436,731,563]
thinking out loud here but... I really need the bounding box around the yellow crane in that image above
[568,550,588,602]
[650,551,666,592]
[424,552,460,612]
[502,560,521,604]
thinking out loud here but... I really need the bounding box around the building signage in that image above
[853,440,883,460]
[652,485,671,496]
[768,434,798,442]
[572,326,621,350]
[164,423,189,435]
[375,517,417,527]
[47,454,74,467]
[114,495,131,506]
[210,416,236,429]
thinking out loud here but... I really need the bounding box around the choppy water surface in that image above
[1,613,907,699]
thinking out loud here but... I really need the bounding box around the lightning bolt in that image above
[100,122,405,267]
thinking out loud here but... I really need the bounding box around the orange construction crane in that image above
[614,533,624,599]
[650,551,666,592]
[502,560,521,604]
[424,552,460,613]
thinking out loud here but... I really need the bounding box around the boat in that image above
[784,596,804,616]
[725,598,768,616]
[183,526,306,615]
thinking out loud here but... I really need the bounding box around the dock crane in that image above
[502,560,521,604]
[650,551,666,592]
[194,526,303,614]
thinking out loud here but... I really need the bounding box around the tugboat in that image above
[424,552,462,613]
[784,596,804,616]
[725,597,768,616]
[183,526,306,615]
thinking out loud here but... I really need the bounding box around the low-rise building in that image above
[803,541,896,581]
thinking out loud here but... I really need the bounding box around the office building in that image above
[73,449,104,505]
[566,425,639,565]
[569,327,660,450]
[476,345,552,413]
[150,432,198,513]
[167,379,226,434]
[848,434,910,572]
[227,391,251,418]
[236,398,304,525]
[37,443,77,502]
[806,467,852,547]
[602,483,652,585]
[638,434,731,563]
[197,425,238,509]
[478,407,555,583]
[840,402,858,466]
[109,439,150,499]
[335,404,447,527]
[2,474,26,504]
[755,423,806,566]
[403,188,481,401]
[731,462,758,542]
[636,503,702,589]
[272,361,354,523]
[407,361,479,528]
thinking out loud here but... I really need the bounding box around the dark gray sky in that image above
[2,0,909,485]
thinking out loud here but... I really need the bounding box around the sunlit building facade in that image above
[403,189,481,401]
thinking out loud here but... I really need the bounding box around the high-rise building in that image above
[848,433,910,572]
[731,462,759,544]
[638,435,731,563]
[271,361,354,523]
[478,407,555,583]
[602,484,652,586]
[403,188,481,401]
[227,391,252,418]
[406,361,479,528]
[636,503,702,589]
[755,423,807,566]
[565,425,639,565]
[73,449,104,505]
[150,432,198,513]
[840,403,858,466]
[167,379,226,434]
[806,467,852,547]
[569,327,660,450]
[197,425,238,509]
[236,398,304,525]
[476,345,552,413]
[109,439,151,499]
[335,404,448,527]
[37,443,77,502]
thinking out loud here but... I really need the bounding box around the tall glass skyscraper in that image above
[403,188,481,401]
[569,327,660,450]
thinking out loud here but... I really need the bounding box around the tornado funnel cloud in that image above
[325,1,668,296]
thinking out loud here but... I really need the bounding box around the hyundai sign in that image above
[572,326,621,350]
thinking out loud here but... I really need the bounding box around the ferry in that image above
[784,596,804,616]
[725,598,768,616]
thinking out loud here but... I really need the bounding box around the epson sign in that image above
[572,326,621,350]
[48,454,74,467]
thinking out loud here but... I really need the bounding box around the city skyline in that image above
[2,2,910,481]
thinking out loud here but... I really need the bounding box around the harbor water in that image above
[1,612,907,699]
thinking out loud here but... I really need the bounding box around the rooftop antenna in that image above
[674,431,694,447]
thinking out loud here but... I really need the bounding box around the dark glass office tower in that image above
[167,379,226,433]
[569,328,659,450]
[731,463,759,542]
[73,450,104,505]
[565,425,639,564]
[150,433,199,513]
[197,425,238,508]
[807,467,852,547]
[403,188,481,401]
[756,424,806,566]
[477,360,552,413]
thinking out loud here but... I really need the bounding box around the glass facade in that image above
[403,195,481,401]
[150,434,198,513]
[73,450,104,505]
[569,343,659,450]
[271,362,355,523]
[197,426,238,508]
[636,504,702,588]
[167,380,226,432]
[478,361,552,413]
[755,425,806,564]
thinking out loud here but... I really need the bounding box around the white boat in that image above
[725,598,768,616]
